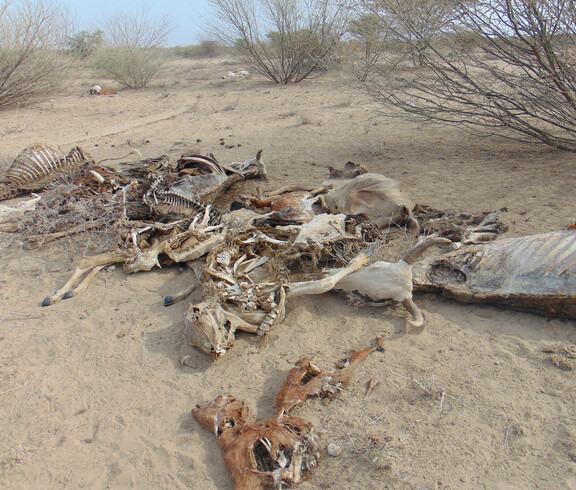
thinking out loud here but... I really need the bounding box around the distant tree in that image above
[208,0,351,83]
[67,29,104,59]
[96,7,174,88]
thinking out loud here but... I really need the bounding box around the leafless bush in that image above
[356,0,576,151]
[208,0,351,83]
[0,0,70,110]
[96,7,174,88]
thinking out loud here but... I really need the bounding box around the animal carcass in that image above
[412,231,576,319]
[323,173,418,231]
[0,144,92,201]
[192,339,383,489]
[144,151,267,218]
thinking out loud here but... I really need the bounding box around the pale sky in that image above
[60,0,212,46]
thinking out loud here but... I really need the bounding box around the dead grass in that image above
[296,113,323,126]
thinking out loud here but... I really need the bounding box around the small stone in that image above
[327,443,342,457]
[180,355,196,368]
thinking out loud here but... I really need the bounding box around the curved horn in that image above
[402,237,451,265]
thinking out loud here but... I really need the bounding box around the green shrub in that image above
[93,47,163,88]
[66,30,104,59]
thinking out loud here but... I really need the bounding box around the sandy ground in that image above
[1,56,576,489]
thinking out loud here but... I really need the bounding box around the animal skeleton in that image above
[0,144,92,201]
[192,338,383,489]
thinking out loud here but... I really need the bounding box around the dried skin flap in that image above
[276,341,383,414]
[324,173,414,228]
[413,231,576,319]
[193,398,319,489]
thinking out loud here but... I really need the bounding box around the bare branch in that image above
[208,0,350,83]
[354,0,576,151]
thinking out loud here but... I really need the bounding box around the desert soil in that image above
[1,56,575,489]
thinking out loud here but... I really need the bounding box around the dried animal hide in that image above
[323,173,418,231]
[192,339,383,489]
[243,190,321,223]
[144,151,267,218]
[287,239,451,329]
[194,397,319,490]
[412,231,576,319]
[413,204,508,244]
[275,337,385,415]
[0,144,92,201]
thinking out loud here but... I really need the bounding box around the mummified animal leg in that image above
[287,250,372,299]
[275,337,385,415]
[42,251,132,306]
[164,282,200,306]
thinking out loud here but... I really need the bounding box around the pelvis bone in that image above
[192,338,383,489]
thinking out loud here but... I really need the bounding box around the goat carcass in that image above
[192,339,383,489]
[412,231,576,319]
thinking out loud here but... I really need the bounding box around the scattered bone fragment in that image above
[326,443,342,457]
[365,379,378,399]
[179,355,196,368]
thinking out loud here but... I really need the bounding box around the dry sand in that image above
[1,56,575,489]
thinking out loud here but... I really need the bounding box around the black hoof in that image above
[41,297,52,307]
[164,296,174,307]
[64,291,74,299]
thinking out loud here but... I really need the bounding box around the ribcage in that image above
[2,144,89,191]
